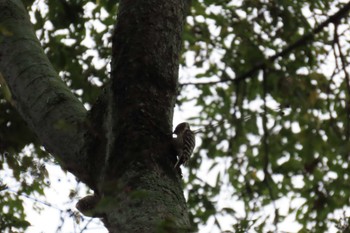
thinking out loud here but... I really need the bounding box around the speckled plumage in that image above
[173,122,195,169]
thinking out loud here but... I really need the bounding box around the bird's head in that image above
[173,122,190,135]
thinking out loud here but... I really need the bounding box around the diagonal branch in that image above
[181,1,350,86]
[0,0,93,188]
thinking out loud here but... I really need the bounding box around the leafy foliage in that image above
[182,0,350,232]
[1,0,350,232]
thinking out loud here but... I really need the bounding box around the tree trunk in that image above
[102,0,190,231]
[0,0,191,232]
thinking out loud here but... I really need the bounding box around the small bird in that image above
[173,122,196,169]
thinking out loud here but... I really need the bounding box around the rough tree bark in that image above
[0,0,191,232]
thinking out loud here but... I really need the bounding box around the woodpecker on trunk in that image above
[173,122,195,169]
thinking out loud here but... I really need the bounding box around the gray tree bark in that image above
[0,0,90,184]
[0,0,191,232]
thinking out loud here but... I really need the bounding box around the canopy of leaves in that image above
[182,0,350,232]
[1,0,350,232]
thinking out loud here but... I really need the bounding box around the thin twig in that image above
[334,23,350,140]
[181,2,350,86]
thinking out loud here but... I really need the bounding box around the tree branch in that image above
[181,1,350,86]
[0,0,93,188]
